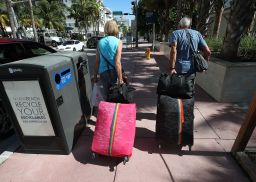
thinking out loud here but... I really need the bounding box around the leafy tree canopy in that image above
[34,0,66,31]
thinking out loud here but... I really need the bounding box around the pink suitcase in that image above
[91,101,136,164]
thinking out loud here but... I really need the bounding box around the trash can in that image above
[49,52,93,120]
[0,55,83,154]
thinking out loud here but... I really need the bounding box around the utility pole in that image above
[135,0,138,48]
[152,23,155,51]
[6,0,17,38]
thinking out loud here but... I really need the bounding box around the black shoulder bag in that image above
[99,49,128,84]
[99,49,135,103]
[186,31,208,72]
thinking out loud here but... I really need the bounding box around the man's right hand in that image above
[170,68,177,75]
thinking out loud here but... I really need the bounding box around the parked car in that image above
[0,38,57,64]
[38,30,63,47]
[86,36,104,49]
[0,38,57,136]
[57,40,85,51]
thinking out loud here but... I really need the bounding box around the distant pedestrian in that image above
[169,17,211,75]
[93,20,123,98]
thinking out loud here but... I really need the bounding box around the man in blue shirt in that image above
[169,17,211,74]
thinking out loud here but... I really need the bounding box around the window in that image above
[23,43,56,57]
[63,41,75,45]
[0,43,25,64]
[75,41,80,44]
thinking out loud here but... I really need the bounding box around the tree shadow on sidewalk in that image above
[134,127,183,155]
[134,127,229,157]
[72,127,122,172]
[136,112,156,121]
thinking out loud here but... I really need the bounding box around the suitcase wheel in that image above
[123,156,129,165]
[92,152,96,160]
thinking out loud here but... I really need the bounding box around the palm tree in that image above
[69,0,101,34]
[196,0,215,36]
[34,0,66,31]
[87,0,101,35]
[221,0,256,58]
[15,4,42,29]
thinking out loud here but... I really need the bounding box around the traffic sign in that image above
[113,11,123,15]
[145,12,155,24]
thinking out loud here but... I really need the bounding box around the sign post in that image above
[146,12,156,51]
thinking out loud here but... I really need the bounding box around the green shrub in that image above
[205,35,256,59]
[205,37,223,52]
[240,35,256,49]
[239,35,256,58]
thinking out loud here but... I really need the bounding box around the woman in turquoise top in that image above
[93,20,123,98]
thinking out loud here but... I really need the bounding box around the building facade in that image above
[62,0,113,35]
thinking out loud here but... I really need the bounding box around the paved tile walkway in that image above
[0,45,252,181]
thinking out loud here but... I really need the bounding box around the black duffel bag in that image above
[157,73,195,99]
[108,84,136,103]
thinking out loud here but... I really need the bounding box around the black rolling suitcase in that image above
[156,95,194,150]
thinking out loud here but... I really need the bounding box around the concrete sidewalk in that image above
[0,45,252,182]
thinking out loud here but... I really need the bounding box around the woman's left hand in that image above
[93,75,98,83]
[118,79,124,85]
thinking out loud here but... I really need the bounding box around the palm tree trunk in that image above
[196,0,214,36]
[28,0,38,42]
[221,0,256,58]
[6,0,17,38]
[213,0,224,38]
[0,22,7,37]
[248,11,256,35]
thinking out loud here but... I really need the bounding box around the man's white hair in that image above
[179,17,192,27]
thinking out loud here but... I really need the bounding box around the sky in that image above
[103,0,135,21]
